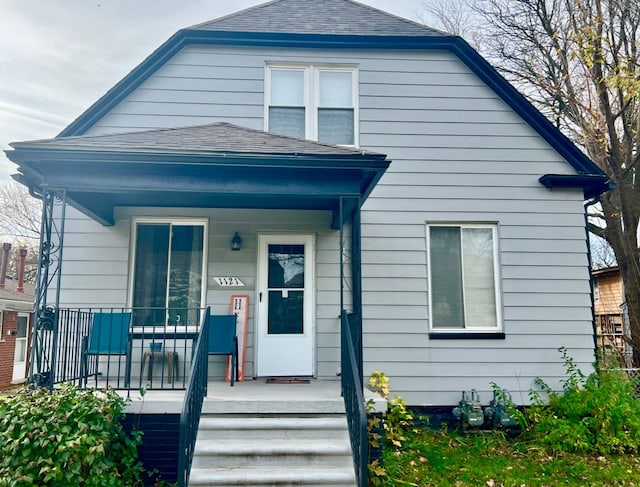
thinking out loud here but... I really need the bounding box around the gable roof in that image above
[190,0,446,36]
[51,0,607,191]
[13,122,383,158]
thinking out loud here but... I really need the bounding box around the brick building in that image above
[0,243,34,388]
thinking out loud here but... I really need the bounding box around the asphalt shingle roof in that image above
[0,278,34,305]
[189,0,447,37]
[13,122,383,157]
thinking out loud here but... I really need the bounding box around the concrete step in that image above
[192,438,353,468]
[190,413,356,485]
[202,399,345,414]
[188,465,356,486]
[197,415,350,440]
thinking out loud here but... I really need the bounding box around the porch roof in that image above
[6,123,390,227]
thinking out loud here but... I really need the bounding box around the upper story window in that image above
[427,223,502,332]
[266,65,357,146]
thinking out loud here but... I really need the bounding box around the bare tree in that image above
[418,0,482,47]
[0,181,41,283]
[422,0,640,361]
[0,182,40,241]
[590,234,618,270]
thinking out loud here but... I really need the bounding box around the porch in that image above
[7,123,390,486]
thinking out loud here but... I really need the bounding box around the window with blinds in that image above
[266,65,357,146]
[427,224,502,331]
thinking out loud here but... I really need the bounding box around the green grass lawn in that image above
[374,427,640,486]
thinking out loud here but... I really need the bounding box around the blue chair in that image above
[208,314,239,386]
[83,312,132,387]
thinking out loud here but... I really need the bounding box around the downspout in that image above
[584,197,600,368]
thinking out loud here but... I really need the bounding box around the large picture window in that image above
[427,224,501,331]
[131,221,206,327]
[266,65,357,146]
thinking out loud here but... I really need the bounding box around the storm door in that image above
[256,235,314,376]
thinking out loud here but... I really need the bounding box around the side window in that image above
[427,224,502,332]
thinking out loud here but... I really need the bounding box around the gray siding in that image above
[78,45,592,405]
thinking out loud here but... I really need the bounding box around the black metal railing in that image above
[177,308,210,487]
[40,307,205,390]
[341,310,368,487]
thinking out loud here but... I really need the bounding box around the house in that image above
[5,0,609,484]
[0,243,34,388]
[592,266,629,365]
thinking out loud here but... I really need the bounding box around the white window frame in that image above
[127,217,209,327]
[0,310,3,340]
[264,63,359,146]
[426,223,503,333]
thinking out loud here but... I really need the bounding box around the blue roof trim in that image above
[58,30,605,177]
[539,174,612,199]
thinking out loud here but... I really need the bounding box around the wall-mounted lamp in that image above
[231,232,242,251]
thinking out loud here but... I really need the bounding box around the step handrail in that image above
[341,309,368,487]
[177,307,211,487]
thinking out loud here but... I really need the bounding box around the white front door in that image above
[256,234,314,377]
[12,314,28,382]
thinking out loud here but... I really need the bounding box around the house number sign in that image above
[213,277,245,287]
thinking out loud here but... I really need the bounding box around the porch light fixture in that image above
[231,232,242,251]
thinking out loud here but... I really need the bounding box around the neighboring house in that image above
[593,266,629,365]
[0,243,34,388]
[5,0,610,484]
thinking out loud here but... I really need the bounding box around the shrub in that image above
[367,371,417,486]
[0,384,144,486]
[525,347,640,455]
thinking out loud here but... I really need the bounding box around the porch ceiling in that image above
[6,123,390,226]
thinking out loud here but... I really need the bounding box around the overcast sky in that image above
[0,0,432,183]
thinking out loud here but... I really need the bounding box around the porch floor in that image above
[122,378,346,415]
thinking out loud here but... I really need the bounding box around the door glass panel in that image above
[133,224,170,326]
[15,339,26,362]
[168,225,204,327]
[268,245,305,288]
[16,316,28,338]
[267,244,305,335]
[268,290,304,334]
